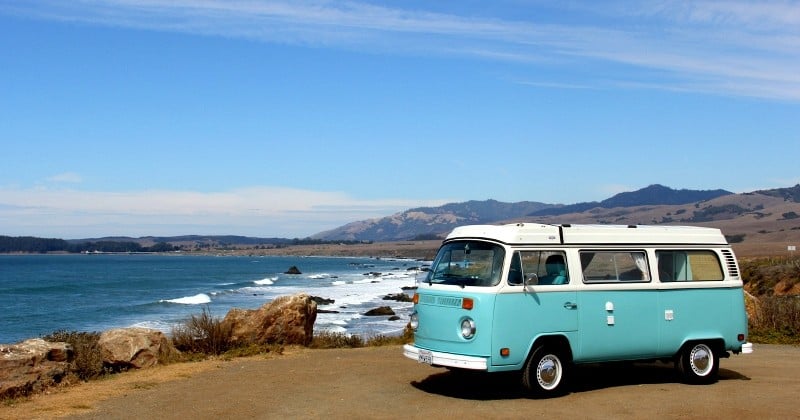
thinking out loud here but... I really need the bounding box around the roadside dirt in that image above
[2,343,798,419]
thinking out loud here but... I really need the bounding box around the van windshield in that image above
[426,241,505,287]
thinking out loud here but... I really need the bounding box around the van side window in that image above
[513,251,569,285]
[580,251,650,283]
[656,250,724,282]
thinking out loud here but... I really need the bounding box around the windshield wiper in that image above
[434,274,475,288]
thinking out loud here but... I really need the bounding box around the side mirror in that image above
[524,273,539,286]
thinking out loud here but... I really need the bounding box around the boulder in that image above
[310,296,335,305]
[0,338,74,399]
[364,306,396,316]
[223,293,317,346]
[98,328,178,370]
[382,293,413,302]
[285,265,302,275]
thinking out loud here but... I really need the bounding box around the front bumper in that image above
[403,344,488,370]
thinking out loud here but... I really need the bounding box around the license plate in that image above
[418,349,432,365]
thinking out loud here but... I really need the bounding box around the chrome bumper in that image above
[403,344,488,370]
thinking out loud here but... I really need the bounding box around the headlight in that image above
[410,312,419,330]
[460,318,476,339]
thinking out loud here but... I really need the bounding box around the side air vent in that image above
[720,249,740,278]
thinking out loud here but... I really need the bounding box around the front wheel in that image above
[677,342,719,384]
[521,345,569,397]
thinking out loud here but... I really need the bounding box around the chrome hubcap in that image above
[690,345,712,375]
[537,355,561,389]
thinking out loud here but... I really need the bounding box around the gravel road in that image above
[3,343,797,419]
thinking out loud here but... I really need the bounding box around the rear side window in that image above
[580,251,650,283]
[656,250,724,282]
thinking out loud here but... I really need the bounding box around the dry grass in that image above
[41,330,107,380]
[310,326,414,349]
[171,307,233,355]
[741,256,800,344]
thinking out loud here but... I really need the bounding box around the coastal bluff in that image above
[0,293,318,399]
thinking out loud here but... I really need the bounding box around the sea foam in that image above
[254,277,276,285]
[161,293,212,305]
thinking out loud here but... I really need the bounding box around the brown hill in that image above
[514,190,800,257]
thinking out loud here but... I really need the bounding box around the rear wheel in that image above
[677,342,719,384]
[521,345,569,397]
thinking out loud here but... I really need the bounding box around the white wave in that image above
[308,273,330,279]
[316,325,347,334]
[254,277,276,285]
[129,320,176,333]
[331,280,346,286]
[161,293,211,305]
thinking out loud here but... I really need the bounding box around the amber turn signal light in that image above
[461,298,474,310]
[500,348,510,357]
[412,294,419,304]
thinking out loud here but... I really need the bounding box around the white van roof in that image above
[445,223,729,245]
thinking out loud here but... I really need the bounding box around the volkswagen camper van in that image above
[403,223,753,396]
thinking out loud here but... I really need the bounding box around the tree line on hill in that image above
[0,235,373,254]
[0,236,177,254]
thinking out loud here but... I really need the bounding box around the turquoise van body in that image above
[403,223,752,396]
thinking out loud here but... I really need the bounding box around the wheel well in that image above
[529,335,573,363]
[675,338,725,359]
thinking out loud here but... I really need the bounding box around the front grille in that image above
[418,294,462,307]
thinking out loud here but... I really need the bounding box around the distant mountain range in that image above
[312,184,800,243]
[31,183,800,248]
[529,184,732,216]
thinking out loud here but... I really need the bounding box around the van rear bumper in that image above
[403,344,488,370]
[741,342,754,354]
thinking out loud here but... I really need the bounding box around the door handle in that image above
[563,302,577,309]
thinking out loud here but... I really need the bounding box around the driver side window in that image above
[508,251,569,286]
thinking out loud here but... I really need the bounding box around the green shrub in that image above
[42,330,107,380]
[741,256,800,296]
[310,331,364,349]
[310,325,414,349]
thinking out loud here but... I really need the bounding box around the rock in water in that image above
[223,293,317,346]
[285,265,302,275]
[364,306,396,316]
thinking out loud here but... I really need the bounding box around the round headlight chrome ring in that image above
[460,318,476,339]
[410,312,419,330]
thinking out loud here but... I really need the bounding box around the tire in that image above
[521,345,569,397]
[677,342,719,384]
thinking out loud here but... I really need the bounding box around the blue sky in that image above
[1,0,798,239]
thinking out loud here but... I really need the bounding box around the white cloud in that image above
[2,0,798,101]
[45,172,83,183]
[0,185,452,238]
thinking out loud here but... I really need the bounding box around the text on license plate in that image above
[418,349,432,364]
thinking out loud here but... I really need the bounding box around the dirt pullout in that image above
[2,344,798,419]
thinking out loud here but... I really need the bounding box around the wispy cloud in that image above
[0,185,451,237]
[2,0,798,100]
[45,172,83,184]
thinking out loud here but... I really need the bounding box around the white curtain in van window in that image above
[633,253,650,280]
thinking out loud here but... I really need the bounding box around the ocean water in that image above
[0,254,426,344]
